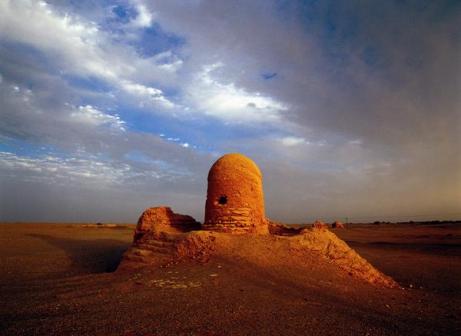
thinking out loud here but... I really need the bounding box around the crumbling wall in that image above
[268,220,304,236]
[134,206,200,242]
[121,206,201,269]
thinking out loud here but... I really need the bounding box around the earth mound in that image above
[119,207,397,288]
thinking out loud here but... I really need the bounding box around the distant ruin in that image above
[120,153,397,288]
[332,220,345,229]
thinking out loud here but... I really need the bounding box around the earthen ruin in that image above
[120,153,398,288]
[203,153,267,234]
[134,206,200,241]
[312,219,328,229]
[332,220,345,229]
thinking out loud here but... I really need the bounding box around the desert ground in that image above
[0,222,459,336]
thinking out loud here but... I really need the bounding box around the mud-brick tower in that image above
[203,153,268,234]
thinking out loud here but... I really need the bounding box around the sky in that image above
[0,0,460,223]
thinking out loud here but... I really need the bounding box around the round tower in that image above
[203,153,268,234]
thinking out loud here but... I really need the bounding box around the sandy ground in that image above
[0,222,459,336]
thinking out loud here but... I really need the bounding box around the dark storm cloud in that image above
[144,0,460,221]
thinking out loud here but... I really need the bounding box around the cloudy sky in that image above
[0,0,460,223]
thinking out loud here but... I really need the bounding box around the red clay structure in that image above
[119,153,398,288]
[203,153,268,234]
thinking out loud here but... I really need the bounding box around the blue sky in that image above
[0,0,460,223]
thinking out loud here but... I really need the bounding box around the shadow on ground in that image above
[27,234,129,274]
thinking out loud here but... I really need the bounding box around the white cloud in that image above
[280,136,308,147]
[0,151,133,186]
[187,63,288,122]
[153,51,184,73]
[0,0,109,77]
[0,0,177,111]
[70,105,126,131]
[130,0,154,28]
[120,80,175,109]
[348,139,363,145]
[0,150,197,190]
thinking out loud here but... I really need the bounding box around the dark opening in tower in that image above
[204,153,268,234]
[218,195,228,205]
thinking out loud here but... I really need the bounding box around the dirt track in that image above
[0,223,460,335]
